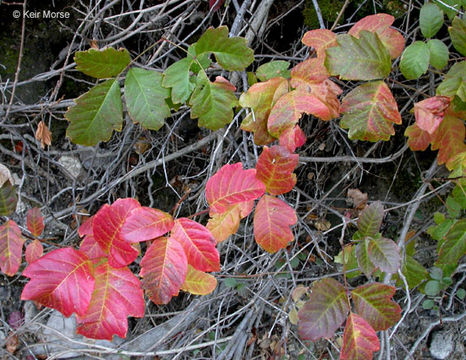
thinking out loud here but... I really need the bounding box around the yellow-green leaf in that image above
[75,48,131,78]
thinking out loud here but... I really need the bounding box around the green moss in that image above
[303,0,345,29]
[383,0,407,18]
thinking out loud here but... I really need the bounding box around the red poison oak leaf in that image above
[25,239,43,263]
[140,236,187,304]
[302,29,338,59]
[351,283,401,331]
[0,220,25,276]
[76,260,144,340]
[253,195,297,253]
[78,216,94,237]
[298,278,350,341]
[207,201,254,242]
[209,0,224,11]
[93,198,141,268]
[279,125,306,152]
[405,123,434,151]
[171,218,220,272]
[431,112,466,165]
[340,313,380,360]
[256,145,298,195]
[21,248,95,317]
[414,96,451,134]
[205,163,265,214]
[290,58,329,85]
[121,206,174,243]
[27,208,44,237]
[79,233,107,260]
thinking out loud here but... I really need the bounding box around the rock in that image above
[429,329,455,359]
[58,156,82,179]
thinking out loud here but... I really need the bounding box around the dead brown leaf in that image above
[35,121,52,149]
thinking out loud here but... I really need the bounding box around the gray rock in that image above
[429,330,455,360]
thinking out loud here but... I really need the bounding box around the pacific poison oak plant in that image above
[0,8,465,359]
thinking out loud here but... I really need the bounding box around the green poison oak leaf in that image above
[435,218,466,269]
[436,61,466,101]
[367,236,401,274]
[162,57,195,104]
[140,236,187,305]
[120,207,174,243]
[93,198,141,268]
[340,313,380,360]
[256,60,291,81]
[298,278,350,341]
[205,163,265,214]
[253,195,297,253]
[25,239,43,264]
[255,145,298,195]
[357,202,384,237]
[124,68,171,131]
[0,181,17,216]
[325,31,391,81]
[171,218,220,272]
[356,238,377,277]
[189,73,238,130]
[348,13,405,59]
[419,3,444,39]
[302,29,338,59]
[193,26,254,71]
[427,39,449,70]
[0,220,25,276]
[351,283,401,331]
[340,81,401,141]
[239,77,288,145]
[74,47,131,78]
[414,96,450,134]
[181,264,218,295]
[27,207,44,238]
[207,201,254,243]
[65,79,123,146]
[279,125,307,153]
[449,17,466,57]
[76,260,144,340]
[21,248,95,317]
[400,41,430,80]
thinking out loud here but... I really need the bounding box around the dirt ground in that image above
[0,1,465,359]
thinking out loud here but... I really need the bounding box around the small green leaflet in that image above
[125,68,170,131]
[419,3,444,38]
[325,31,391,81]
[75,48,131,79]
[427,39,449,70]
[256,61,291,81]
[189,73,238,130]
[436,61,465,101]
[449,16,466,57]
[400,41,430,80]
[65,79,123,146]
[0,181,17,216]
[162,57,195,104]
[436,218,466,269]
[193,26,254,71]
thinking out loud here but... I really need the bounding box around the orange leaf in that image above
[405,123,434,151]
[0,220,25,276]
[279,125,306,152]
[254,195,297,253]
[431,112,466,165]
[25,239,43,263]
[27,207,44,237]
[35,121,52,148]
[414,96,450,134]
[348,13,405,59]
[207,201,254,242]
[181,264,217,295]
[340,313,380,360]
[302,29,338,59]
[256,145,298,195]
[290,58,329,86]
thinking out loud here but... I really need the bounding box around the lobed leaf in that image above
[348,13,405,59]
[93,198,141,268]
[302,29,337,59]
[140,236,187,305]
[254,195,297,253]
[290,57,329,85]
[74,47,130,78]
[357,202,384,237]
[79,233,107,260]
[400,42,430,80]
[76,261,144,340]
[340,313,380,360]
[436,61,465,101]
[21,248,95,317]
[189,74,238,130]
[325,31,391,80]
[205,163,265,214]
[27,207,44,237]
[340,81,401,141]
[171,218,219,272]
[436,218,466,268]
[124,68,170,131]
[0,181,17,216]
[367,236,401,274]
[419,3,444,38]
[25,239,43,264]
[181,264,217,295]
[193,26,254,71]
[162,57,195,104]
[449,16,466,56]
[255,145,298,195]
[427,39,449,70]
[431,112,466,165]
[121,206,174,243]
[65,79,123,146]
[414,96,450,134]
[256,60,290,81]
[0,220,25,276]
[351,283,401,331]
[279,125,307,152]
[405,123,434,151]
[298,278,350,341]
[206,201,254,243]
